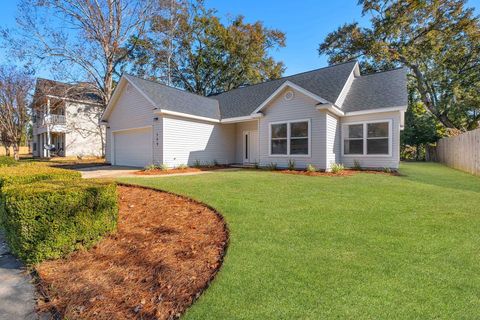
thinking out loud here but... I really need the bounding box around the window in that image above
[343,121,390,156]
[270,120,310,156]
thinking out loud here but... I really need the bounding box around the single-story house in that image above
[101,61,407,170]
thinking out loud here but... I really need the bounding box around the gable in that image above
[261,86,320,117]
[106,82,155,130]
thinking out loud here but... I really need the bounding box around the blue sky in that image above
[0,0,479,78]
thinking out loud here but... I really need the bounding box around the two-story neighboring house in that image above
[31,78,105,158]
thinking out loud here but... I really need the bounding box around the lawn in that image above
[119,162,480,319]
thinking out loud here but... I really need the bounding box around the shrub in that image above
[287,159,296,171]
[177,163,188,169]
[0,156,18,167]
[144,164,156,171]
[2,179,118,263]
[267,162,277,171]
[159,163,169,171]
[193,159,201,168]
[306,164,316,172]
[383,167,393,173]
[330,163,345,174]
[213,159,219,167]
[253,162,260,169]
[0,164,81,189]
[353,160,362,171]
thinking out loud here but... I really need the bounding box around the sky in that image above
[0,0,479,78]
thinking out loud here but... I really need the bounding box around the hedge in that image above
[0,156,18,167]
[2,178,118,263]
[0,164,81,188]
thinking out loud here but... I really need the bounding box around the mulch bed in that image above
[279,169,398,177]
[36,185,228,320]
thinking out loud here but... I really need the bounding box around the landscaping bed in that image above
[36,185,228,320]
[135,166,227,176]
[278,168,398,177]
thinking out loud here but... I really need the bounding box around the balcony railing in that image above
[37,114,66,127]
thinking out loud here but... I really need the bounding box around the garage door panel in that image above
[114,128,152,167]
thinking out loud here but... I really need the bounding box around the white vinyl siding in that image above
[162,115,235,167]
[105,83,155,163]
[258,87,329,169]
[340,111,401,169]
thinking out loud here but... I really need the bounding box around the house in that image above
[101,61,407,170]
[31,79,105,158]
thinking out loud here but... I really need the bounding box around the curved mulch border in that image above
[278,169,400,177]
[35,184,229,320]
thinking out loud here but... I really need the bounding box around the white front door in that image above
[243,131,259,164]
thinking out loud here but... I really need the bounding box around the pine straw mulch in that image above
[35,185,229,320]
[279,169,399,177]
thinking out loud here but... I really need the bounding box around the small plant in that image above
[213,159,219,167]
[383,167,393,173]
[267,162,277,171]
[353,159,362,171]
[177,163,188,170]
[253,162,260,169]
[330,163,345,174]
[159,163,169,171]
[193,159,201,168]
[287,159,296,171]
[144,164,156,171]
[306,164,316,172]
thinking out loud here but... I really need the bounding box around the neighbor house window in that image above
[270,120,310,156]
[343,121,391,156]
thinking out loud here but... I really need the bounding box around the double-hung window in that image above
[270,120,310,156]
[343,120,391,156]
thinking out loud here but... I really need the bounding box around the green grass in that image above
[119,162,480,319]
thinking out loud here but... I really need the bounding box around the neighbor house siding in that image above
[339,111,401,169]
[105,83,155,162]
[64,101,104,157]
[258,87,328,170]
[162,115,235,167]
[234,120,258,163]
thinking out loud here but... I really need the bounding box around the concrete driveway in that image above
[76,165,142,179]
[0,231,36,320]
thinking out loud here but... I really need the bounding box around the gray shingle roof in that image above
[125,74,220,119]
[341,67,408,112]
[210,61,357,118]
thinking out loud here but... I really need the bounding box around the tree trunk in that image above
[12,143,19,161]
[4,145,10,157]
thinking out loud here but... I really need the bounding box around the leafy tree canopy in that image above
[319,0,480,131]
[129,0,286,96]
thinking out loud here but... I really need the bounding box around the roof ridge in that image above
[209,60,358,97]
[359,66,406,78]
[124,73,219,103]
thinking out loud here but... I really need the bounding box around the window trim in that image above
[269,118,311,157]
[342,119,392,158]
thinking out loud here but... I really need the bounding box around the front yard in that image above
[119,162,480,319]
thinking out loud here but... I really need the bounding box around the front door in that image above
[243,131,258,164]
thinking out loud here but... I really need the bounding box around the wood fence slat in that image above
[436,128,480,176]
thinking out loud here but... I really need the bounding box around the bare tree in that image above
[0,66,33,160]
[2,0,154,108]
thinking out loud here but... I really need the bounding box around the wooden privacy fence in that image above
[437,128,480,176]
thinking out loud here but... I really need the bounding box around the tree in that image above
[0,66,34,160]
[319,0,480,131]
[2,0,154,108]
[129,0,286,95]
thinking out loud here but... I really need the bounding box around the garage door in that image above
[113,128,153,167]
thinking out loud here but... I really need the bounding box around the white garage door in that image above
[113,128,153,167]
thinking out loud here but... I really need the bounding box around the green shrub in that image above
[177,163,188,169]
[2,179,118,263]
[159,163,169,171]
[353,160,362,171]
[0,156,18,167]
[331,163,345,174]
[267,162,277,171]
[306,164,317,172]
[287,159,296,170]
[193,159,201,168]
[0,164,81,188]
[144,164,156,171]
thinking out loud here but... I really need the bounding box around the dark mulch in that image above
[36,185,228,320]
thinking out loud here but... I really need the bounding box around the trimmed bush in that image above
[2,179,117,263]
[0,164,81,188]
[0,156,18,167]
